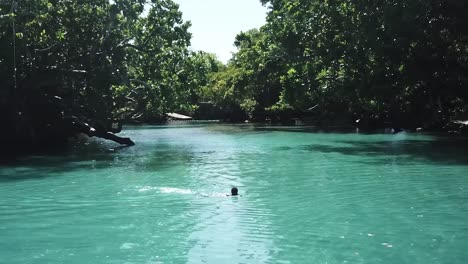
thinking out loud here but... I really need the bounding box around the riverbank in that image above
[3,116,468,162]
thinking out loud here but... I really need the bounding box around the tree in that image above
[0,0,203,148]
[208,0,468,127]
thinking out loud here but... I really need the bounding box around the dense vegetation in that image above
[1,0,468,151]
[0,0,222,149]
[206,0,468,129]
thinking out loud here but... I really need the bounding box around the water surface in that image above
[1,124,468,264]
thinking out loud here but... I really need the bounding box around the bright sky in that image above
[172,0,268,63]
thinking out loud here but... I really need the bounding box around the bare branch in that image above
[34,43,58,52]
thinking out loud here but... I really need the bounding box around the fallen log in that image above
[89,129,135,146]
[65,116,135,146]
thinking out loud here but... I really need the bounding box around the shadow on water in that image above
[302,138,468,165]
[202,123,356,134]
[0,138,194,182]
[0,141,120,182]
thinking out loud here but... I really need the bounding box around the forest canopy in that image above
[0,0,222,148]
[1,0,468,150]
[209,0,468,127]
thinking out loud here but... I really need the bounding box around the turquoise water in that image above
[1,124,468,264]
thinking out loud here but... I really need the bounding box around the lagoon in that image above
[1,124,468,264]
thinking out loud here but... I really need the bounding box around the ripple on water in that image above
[2,125,468,264]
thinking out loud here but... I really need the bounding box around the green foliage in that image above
[204,0,468,125]
[0,0,224,127]
[2,0,468,137]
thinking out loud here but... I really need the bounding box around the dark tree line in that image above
[0,0,222,151]
[2,0,468,154]
[202,0,468,129]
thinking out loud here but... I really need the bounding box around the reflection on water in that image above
[1,124,468,264]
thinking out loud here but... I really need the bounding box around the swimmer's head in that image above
[231,187,238,196]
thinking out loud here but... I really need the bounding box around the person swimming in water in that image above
[230,187,238,196]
